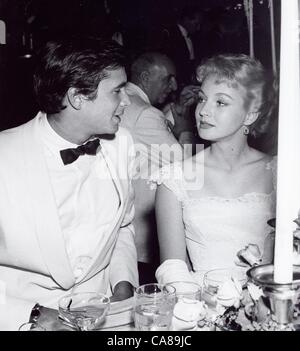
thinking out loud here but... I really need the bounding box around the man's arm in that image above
[164,85,201,150]
[134,107,184,165]
[166,103,195,144]
[109,134,139,300]
[0,295,36,331]
[109,207,138,302]
[0,288,73,331]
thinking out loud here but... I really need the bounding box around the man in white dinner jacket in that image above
[0,37,138,330]
[120,52,195,283]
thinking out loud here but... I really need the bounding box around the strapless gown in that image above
[151,158,276,283]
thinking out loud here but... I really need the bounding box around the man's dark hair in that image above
[34,37,127,114]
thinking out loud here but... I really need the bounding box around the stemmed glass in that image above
[58,292,110,331]
[18,322,46,331]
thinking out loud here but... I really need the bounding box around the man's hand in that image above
[167,103,194,141]
[110,281,134,302]
[179,85,202,107]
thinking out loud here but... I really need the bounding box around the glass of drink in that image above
[58,292,110,331]
[134,283,176,331]
[202,268,247,309]
[166,281,201,302]
[166,281,205,331]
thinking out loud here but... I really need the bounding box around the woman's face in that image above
[195,75,250,142]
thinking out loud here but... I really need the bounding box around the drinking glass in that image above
[166,281,204,331]
[58,292,110,331]
[166,281,201,302]
[202,268,247,309]
[134,283,176,331]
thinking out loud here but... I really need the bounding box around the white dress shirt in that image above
[38,115,119,279]
[178,24,195,60]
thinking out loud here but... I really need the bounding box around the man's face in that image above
[184,13,202,34]
[79,68,130,137]
[147,63,177,106]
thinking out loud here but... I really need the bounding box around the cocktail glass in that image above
[58,292,110,331]
[18,322,46,331]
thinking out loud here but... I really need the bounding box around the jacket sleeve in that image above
[0,293,35,331]
[109,134,139,290]
[134,107,184,166]
[0,166,37,330]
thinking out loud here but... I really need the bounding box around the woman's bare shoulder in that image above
[248,148,273,165]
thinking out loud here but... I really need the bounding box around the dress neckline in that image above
[183,189,275,204]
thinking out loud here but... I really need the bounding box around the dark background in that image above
[0,0,281,154]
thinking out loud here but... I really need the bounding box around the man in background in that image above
[158,5,203,88]
[120,52,193,283]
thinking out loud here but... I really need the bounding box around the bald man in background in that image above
[120,52,192,283]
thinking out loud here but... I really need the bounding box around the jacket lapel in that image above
[78,139,127,283]
[22,115,74,289]
[22,116,127,288]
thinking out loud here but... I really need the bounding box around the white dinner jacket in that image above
[0,112,138,330]
[120,83,183,263]
[120,82,182,156]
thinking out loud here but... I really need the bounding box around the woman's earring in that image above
[243,126,250,135]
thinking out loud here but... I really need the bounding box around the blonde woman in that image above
[153,54,278,286]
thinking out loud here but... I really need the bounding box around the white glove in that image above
[155,259,195,285]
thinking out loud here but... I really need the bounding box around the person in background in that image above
[120,52,194,284]
[0,37,138,330]
[153,54,278,286]
[157,5,203,88]
[196,8,249,60]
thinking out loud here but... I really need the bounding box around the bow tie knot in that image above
[60,139,100,165]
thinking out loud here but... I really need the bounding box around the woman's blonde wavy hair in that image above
[196,54,278,138]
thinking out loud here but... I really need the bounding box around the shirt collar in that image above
[178,24,189,38]
[38,112,79,162]
[126,82,151,105]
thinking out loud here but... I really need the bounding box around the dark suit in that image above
[159,24,196,88]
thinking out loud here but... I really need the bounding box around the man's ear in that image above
[140,71,150,86]
[244,111,259,126]
[67,88,83,110]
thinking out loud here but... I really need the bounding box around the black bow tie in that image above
[60,139,100,165]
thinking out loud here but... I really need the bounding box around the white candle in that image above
[269,0,277,74]
[274,0,300,284]
[0,20,5,45]
[249,0,254,58]
[244,0,250,32]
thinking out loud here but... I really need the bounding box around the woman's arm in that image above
[155,184,187,263]
[155,184,195,285]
